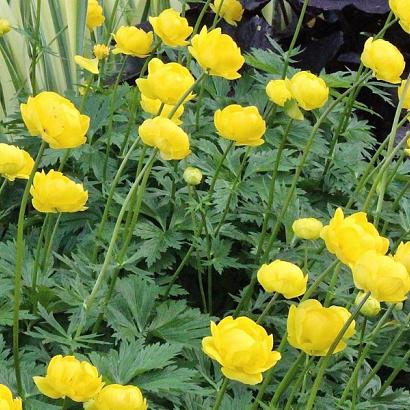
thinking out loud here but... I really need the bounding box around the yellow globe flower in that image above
[257,260,308,299]
[33,355,103,402]
[13,150,34,180]
[389,0,410,33]
[352,250,410,302]
[361,37,405,84]
[189,27,245,80]
[292,217,323,240]
[149,8,193,47]
[140,94,184,124]
[266,79,292,107]
[93,44,109,60]
[136,58,195,105]
[0,384,22,410]
[20,91,89,149]
[287,299,355,356]
[0,144,25,180]
[211,0,244,26]
[394,241,410,273]
[84,384,147,410]
[86,0,105,30]
[30,170,88,213]
[183,167,203,186]
[0,18,11,36]
[354,291,381,318]
[214,104,266,146]
[138,117,191,160]
[112,26,153,57]
[202,316,281,385]
[289,71,329,111]
[320,208,389,266]
[74,55,99,74]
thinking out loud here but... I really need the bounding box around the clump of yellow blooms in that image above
[214,104,266,146]
[211,0,244,26]
[149,8,193,47]
[257,260,308,299]
[30,170,88,213]
[287,300,355,356]
[202,316,281,384]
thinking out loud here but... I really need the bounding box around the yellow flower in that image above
[320,208,389,266]
[354,291,381,318]
[389,0,410,33]
[394,241,410,273]
[93,44,109,60]
[20,91,89,149]
[211,0,244,26]
[0,384,22,410]
[140,94,184,124]
[87,0,105,30]
[214,104,266,146]
[202,316,281,385]
[149,8,193,47]
[352,250,410,302]
[183,167,203,185]
[74,55,99,74]
[361,37,405,84]
[189,27,245,80]
[292,217,323,240]
[266,79,292,107]
[138,117,191,160]
[0,144,25,180]
[257,260,308,299]
[136,58,195,105]
[112,26,153,57]
[33,355,103,402]
[289,71,329,111]
[30,170,88,213]
[287,299,355,356]
[398,80,410,109]
[406,137,410,156]
[14,151,34,180]
[0,18,11,36]
[84,384,148,410]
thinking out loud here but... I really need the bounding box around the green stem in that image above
[351,317,367,408]
[212,378,229,410]
[13,141,46,398]
[284,355,312,410]
[305,291,371,410]
[382,178,410,232]
[195,78,206,132]
[323,263,341,306]
[211,0,225,27]
[256,292,278,324]
[31,214,49,300]
[41,213,62,272]
[0,179,7,198]
[29,0,42,95]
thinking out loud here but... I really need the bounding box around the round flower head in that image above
[266,79,292,107]
[93,44,109,60]
[189,27,245,80]
[112,26,153,57]
[87,0,105,30]
[361,37,405,84]
[149,8,193,47]
[292,217,323,240]
[74,55,99,74]
[0,144,25,180]
[183,167,203,186]
[394,241,410,274]
[33,355,103,402]
[290,71,329,111]
[30,170,88,213]
[211,0,244,26]
[257,260,308,299]
[355,292,381,318]
[389,0,410,34]
[0,19,11,36]
[84,384,147,410]
[214,104,266,146]
[0,384,22,410]
[202,316,281,385]
[352,250,410,303]
[139,117,191,160]
[320,208,389,266]
[20,91,89,149]
[140,94,184,125]
[287,299,355,356]
[136,58,195,105]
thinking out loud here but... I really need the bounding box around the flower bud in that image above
[0,19,11,36]
[93,44,109,60]
[292,217,323,240]
[266,79,292,107]
[355,292,381,317]
[183,167,202,185]
[386,301,404,311]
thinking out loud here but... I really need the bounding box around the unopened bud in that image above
[355,292,381,318]
[183,167,202,186]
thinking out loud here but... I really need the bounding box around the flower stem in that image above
[256,292,278,324]
[13,140,46,398]
[212,378,229,410]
